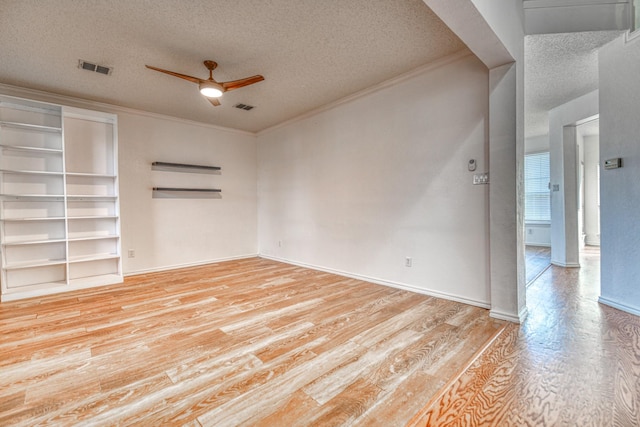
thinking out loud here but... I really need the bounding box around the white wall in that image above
[424,0,526,321]
[118,113,258,274]
[599,33,640,316]
[525,224,551,247]
[257,53,491,307]
[583,134,600,246]
[470,0,527,322]
[525,135,549,153]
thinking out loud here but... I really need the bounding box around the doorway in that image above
[576,118,601,253]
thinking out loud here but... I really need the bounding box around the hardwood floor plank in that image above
[0,390,25,419]
[28,372,176,426]
[250,389,321,426]
[196,340,363,426]
[0,257,506,426]
[256,289,416,364]
[355,371,444,427]
[154,339,323,425]
[303,329,421,405]
[302,378,383,427]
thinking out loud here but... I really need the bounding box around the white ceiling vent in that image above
[234,103,255,111]
[78,60,113,76]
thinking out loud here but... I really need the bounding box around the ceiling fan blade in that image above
[207,98,221,107]
[221,75,265,91]
[145,65,203,84]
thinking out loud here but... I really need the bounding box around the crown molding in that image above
[0,82,255,137]
[256,49,474,137]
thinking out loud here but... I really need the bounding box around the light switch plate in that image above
[473,173,489,185]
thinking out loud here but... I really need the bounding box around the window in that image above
[525,152,550,222]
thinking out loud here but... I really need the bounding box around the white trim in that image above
[259,254,491,310]
[525,220,551,225]
[551,260,581,268]
[523,0,627,9]
[584,236,601,246]
[0,274,122,302]
[490,306,528,324]
[0,83,255,137]
[626,27,640,43]
[526,243,551,248]
[123,254,258,276]
[599,296,640,317]
[575,115,600,126]
[256,50,473,137]
[62,106,117,124]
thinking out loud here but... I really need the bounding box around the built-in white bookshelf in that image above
[0,95,122,301]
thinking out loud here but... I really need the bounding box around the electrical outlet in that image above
[278,240,282,247]
[128,249,135,258]
[405,257,412,267]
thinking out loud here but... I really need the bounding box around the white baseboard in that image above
[551,260,580,268]
[0,274,123,302]
[124,254,258,277]
[525,243,551,248]
[259,254,491,310]
[585,237,600,246]
[598,296,640,317]
[490,306,528,324]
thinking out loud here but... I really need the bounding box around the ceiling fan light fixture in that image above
[199,81,224,98]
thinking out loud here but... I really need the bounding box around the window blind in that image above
[525,152,550,222]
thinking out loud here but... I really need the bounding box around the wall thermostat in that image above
[468,159,477,171]
[604,158,622,170]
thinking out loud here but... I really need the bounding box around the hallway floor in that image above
[414,246,640,425]
[525,245,551,284]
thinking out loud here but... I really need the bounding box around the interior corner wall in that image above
[598,33,640,316]
[118,113,258,274]
[256,53,491,307]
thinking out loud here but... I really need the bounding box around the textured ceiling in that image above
[524,30,623,139]
[0,0,465,133]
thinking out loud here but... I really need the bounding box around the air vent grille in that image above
[234,103,255,111]
[78,60,113,75]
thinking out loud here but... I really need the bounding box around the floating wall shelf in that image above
[153,187,221,192]
[151,161,222,198]
[151,161,221,173]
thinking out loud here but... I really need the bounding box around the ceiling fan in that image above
[145,60,264,107]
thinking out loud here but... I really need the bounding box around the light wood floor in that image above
[525,245,551,285]
[0,257,504,426]
[412,246,640,426]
